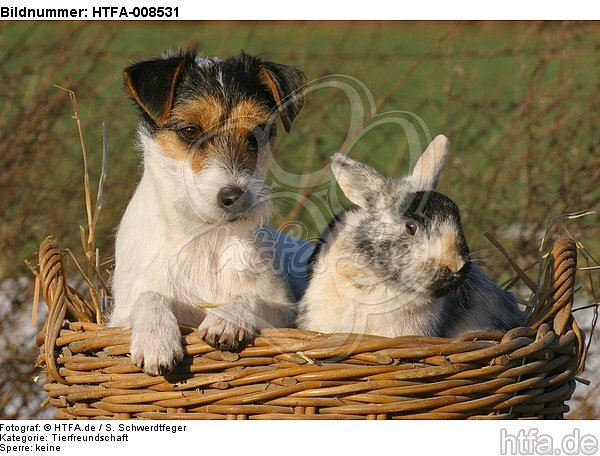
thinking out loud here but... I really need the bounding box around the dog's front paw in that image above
[130,322,184,376]
[198,304,257,352]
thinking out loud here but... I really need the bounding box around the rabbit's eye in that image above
[405,222,418,236]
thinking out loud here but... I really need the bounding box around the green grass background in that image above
[1,21,598,283]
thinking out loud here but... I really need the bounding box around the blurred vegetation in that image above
[1,21,598,280]
[0,21,598,418]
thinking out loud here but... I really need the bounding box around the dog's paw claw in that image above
[201,329,242,352]
[130,327,184,376]
[198,308,255,352]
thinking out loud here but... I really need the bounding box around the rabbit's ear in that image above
[330,153,386,207]
[411,135,450,191]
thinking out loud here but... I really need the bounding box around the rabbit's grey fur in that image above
[297,135,524,337]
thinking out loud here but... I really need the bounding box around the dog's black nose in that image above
[218,186,244,208]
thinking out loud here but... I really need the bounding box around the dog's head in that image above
[123,49,306,226]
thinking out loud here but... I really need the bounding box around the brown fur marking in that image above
[158,96,272,174]
[155,130,188,160]
[169,96,225,132]
[440,224,462,272]
[229,99,271,127]
[259,66,289,130]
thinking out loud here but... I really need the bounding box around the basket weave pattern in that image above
[36,237,585,419]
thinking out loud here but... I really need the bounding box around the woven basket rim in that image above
[34,235,587,420]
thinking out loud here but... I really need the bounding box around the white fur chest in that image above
[165,227,272,305]
[110,171,276,325]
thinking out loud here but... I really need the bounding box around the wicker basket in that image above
[35,236,586,419]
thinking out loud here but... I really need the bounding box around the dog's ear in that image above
[259,62,307,133]
[123,51,195,126]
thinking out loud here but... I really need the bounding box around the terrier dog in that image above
[109,50,312,375]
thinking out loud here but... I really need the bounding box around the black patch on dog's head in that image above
[123,49,196,127]
[259,60,307,132]
[123,50,307,133]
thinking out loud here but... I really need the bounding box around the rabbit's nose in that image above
[448,258,465,274]
[453,260,471,277]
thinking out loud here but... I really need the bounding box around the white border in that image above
[2,0,600,20]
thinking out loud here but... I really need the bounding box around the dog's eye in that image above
[178,126,202,142]
[405,221,418,236]
[247,123,271,149]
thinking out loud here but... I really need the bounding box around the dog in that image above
[109,49,312,375]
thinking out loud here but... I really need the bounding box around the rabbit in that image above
[297,135,524,338]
